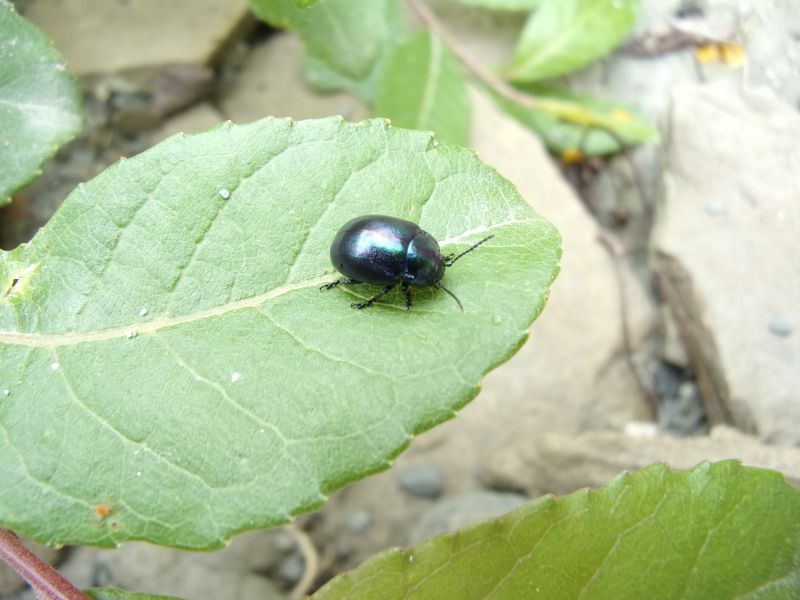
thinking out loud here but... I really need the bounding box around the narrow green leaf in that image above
[493,85,658,156]
[291,0,319,7]
[249,0,408,103]
[375,32,471,146]
[85,589,184,600]
[314,461,800,599]
[0,0,83,205]
[0,117,560,550]
[448,0,542,10]
[504,0,640,82]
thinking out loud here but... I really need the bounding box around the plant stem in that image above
[406,0,587,122]
[0,529,88,600]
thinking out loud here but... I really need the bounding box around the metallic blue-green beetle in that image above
[321,215,493,311]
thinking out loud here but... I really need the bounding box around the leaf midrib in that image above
[0,274,331,347]
[0,222,521,347]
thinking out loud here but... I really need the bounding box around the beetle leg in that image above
[351,284,394,309]
[320,278,360,291]
[402,281,413,310]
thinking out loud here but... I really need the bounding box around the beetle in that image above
[320,214,493,311]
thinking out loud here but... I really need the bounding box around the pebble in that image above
[276,553,304,583]
[272,531,295,553]
[768,314,794,337]
[345,509,372,533]
[397,464,445,499]
[704,199,728,216]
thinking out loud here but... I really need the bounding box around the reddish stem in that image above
[0,529,88,600]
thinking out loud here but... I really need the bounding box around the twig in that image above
[596,230,659,414]
[0,529,88,600]
[286,524,320,600]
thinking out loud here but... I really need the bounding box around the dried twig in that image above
[596,230,659,414]
[286,524,320,600]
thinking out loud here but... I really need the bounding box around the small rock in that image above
[704,199,728,217]
[397,464,445,499]
[768,314,794,338]
[154,102,224,143]
[345,509,372,534]
[272,530,296,553]
[276,553,305,584]
[110,93,162,133]
[409,491,528,545]
[659,380,707,436]
[152,65,215,117]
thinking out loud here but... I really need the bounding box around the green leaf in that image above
[314,461,800,599]
[375,32,471,146]
[493,84,658,156]
[291,0,319,7]
[0,117,560,550]
[0,0,83,205]
[448,0,542,10]
[504,0,641,82]
[85,589,184,600]
[249,0,408,103]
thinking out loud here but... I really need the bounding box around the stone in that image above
[219,34,369,123]
[768,314,795,338]
[409,491,528,545]
[275,553,305,584]
[153,102,224,143]
[152,65,215,117]
[345,509,373,534]
[397,464,446,499]
[20,0,254,78]
[652,85,800,444]
[481,426,800,497]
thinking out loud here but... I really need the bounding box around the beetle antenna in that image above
[437,283,463,312]
[444,235,494,267]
